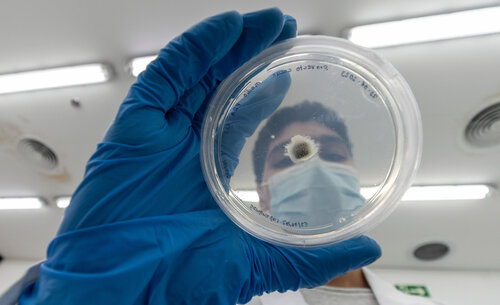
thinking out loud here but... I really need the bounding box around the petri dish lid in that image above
[201,36,422,248]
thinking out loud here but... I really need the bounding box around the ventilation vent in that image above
[414,242,449,261]
[465,102,500,148]
[17,138,59,171]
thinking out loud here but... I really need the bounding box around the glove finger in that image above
[102,11,244,147]
[212,12,295,128]
[192,11,295,121]
[129,10,243,113]
[206,8,288,84]
[162,7,288,118]
[241,235,381,302]
[272,15,297,44]
[140,8,291,152]
[220,71,291,179]
[189,14,297,123]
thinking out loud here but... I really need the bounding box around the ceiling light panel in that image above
[346,6,500,48]
[235,184,492,203]
[0,63,111,94]
[0,197,45,210]
[401,185,491,201]
[130,55,156,77]
[56,197,71,209]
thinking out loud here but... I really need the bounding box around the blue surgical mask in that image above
[265,158,365,230]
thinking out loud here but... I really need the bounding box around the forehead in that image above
[268,121,342,152]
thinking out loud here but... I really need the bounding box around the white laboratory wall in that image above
[371,268,500,305]
[0,259,39,296]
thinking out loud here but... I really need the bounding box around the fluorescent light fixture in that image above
[346,6,500,48]
[56,196,71,209]
[0,197,44,210]
[0,63,111,95]
[235,190,260,203]
[235,184,492,203]
[402,185,491,201]
[130,55,157,77]
[360,187,378,199]
[236,187,384,203]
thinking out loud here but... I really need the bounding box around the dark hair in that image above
[252,101,352,183]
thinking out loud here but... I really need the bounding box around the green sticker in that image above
[395,285,431,297]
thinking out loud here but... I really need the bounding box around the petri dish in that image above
[201,36,422,248]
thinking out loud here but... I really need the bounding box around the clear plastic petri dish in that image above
[201,36,422,248]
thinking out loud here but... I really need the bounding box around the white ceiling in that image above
[0,0,499,271]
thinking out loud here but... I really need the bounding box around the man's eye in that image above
[320,153,347,163]
[272,157,294,169]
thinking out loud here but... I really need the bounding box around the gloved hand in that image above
[19,8,380,305]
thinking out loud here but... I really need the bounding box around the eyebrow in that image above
[268,134,347,157]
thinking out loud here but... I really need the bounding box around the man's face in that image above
[257,121,353,210]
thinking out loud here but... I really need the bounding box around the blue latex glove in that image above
[19,8,381,305]
[221,70,292,181]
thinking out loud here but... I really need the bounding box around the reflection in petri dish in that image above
[201,36,422,247]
